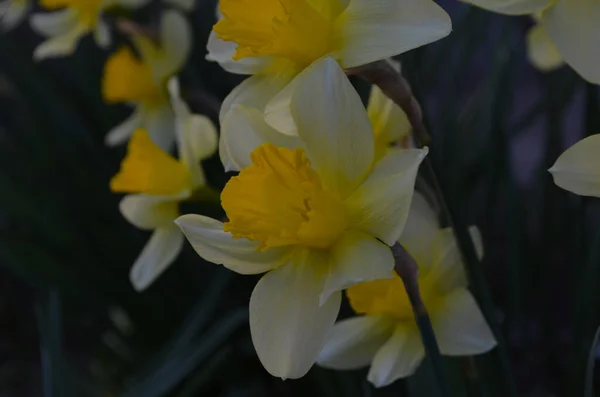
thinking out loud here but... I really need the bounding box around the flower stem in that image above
[392,243,452,397]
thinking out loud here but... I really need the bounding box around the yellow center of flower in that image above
[347,271,441,321]
[110,129,191,196]
[102,46,165,107]
[214,0,334,67]
[221,143,349,250]
[40,0,105,27]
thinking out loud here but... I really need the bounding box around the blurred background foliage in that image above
[1,0,599,396]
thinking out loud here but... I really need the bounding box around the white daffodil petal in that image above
[143,104,176,151]
[429,228,468,292]
[94,20,111,48]
[549,134,600,197]
[541,0,600,84]
[367,325,424,387]
[288,57,374,198]
[156,10,191,78]
[526,23,563,72]
[175,214,289,274]
[1,0,28,31]
[177,114,217,187]
[337,0,451,69]
[219,71,295,123]
[206,31,273,75]
[318,316,394,370]
[168,77,191,119]
[433,289,497,356]
[321,230,394,305]
[459,0,552,14]
[346,148,427,246]
[33,23,88,60]
[399,192,439,268]
[30,10,77,37]
[105,106,144,147]
[220,105,302,172]
[470,225,484,261]
[130,224,184,291]
[119,195,179,230]
[250,249,341,379]
[367,84,411,145]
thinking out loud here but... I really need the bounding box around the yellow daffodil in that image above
[176,58,427,379]
[462,0,600,84]
[110,77,217,291]
[317,193,496,387]
[207,0,451,130]
[30,0,150,60]
[102,10,191,150]
[549,134,600,197]
[0,0,30,31]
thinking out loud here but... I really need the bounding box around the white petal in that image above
[175,214,289,274]
[119,195,180,230]
[30,10,77,37]
[459,0,552,14]
[541,0,600,84]
[206,31,272,75]
[130,224,184,291]
[526,22,563,72]
[177,114,218,187]
[399,192,440,268]
[142,104,176,151]
[367,82,411,145]
[346,147,428,246]
[32,23,88,60]
[367,325,424,387]
[321,230,394,305]
[94,20,111,48]
[1,0,28,31]
[318,316,394,370]
[433,289,497,356]
[336,0,451,68]
[105,106,144,147]
[163,0,195,10]
[155,10,191,78]
[549,134,600,197]
[220,105,302,172]
[287,57,374,198]
[219,71,295,123]
[250,249,342,379]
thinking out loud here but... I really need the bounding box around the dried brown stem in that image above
[347,59,430,147]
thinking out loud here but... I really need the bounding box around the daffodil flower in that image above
[526,19,563,72]
[317,193,496,387]
[102,10,191,150]
[549,134,600,197]
[462,0,600,84]
[109,77,217,291]
[176,58,427,379]
[207,0,451,129]
[30,0,150,60]
[0,0,30,31]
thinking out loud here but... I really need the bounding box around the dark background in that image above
[0,0,599,396]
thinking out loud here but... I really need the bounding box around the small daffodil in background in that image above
[549,135,600,197]
[109,77,217,291]
[0,0,30,31]
[317,193,496,387]
[30,0,150,60]
[461,0,600,84]
[207,0,451,129]
[176,58,428,379]
[102,10,191,150]
[526,14,563,72]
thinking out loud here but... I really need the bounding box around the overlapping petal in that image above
[318,316,394,370]
[175,215,290,274]
[549,134,600,197]
[336,0,451,68]
[154,10,192,78]
[526,22,563,72]
[249,248,341,378]
[286,57,375,198]
[120,194,181,230]
[399,192,440,267]
[129,224,184,291]
[206,31,273,75]
[345,147,428,246]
